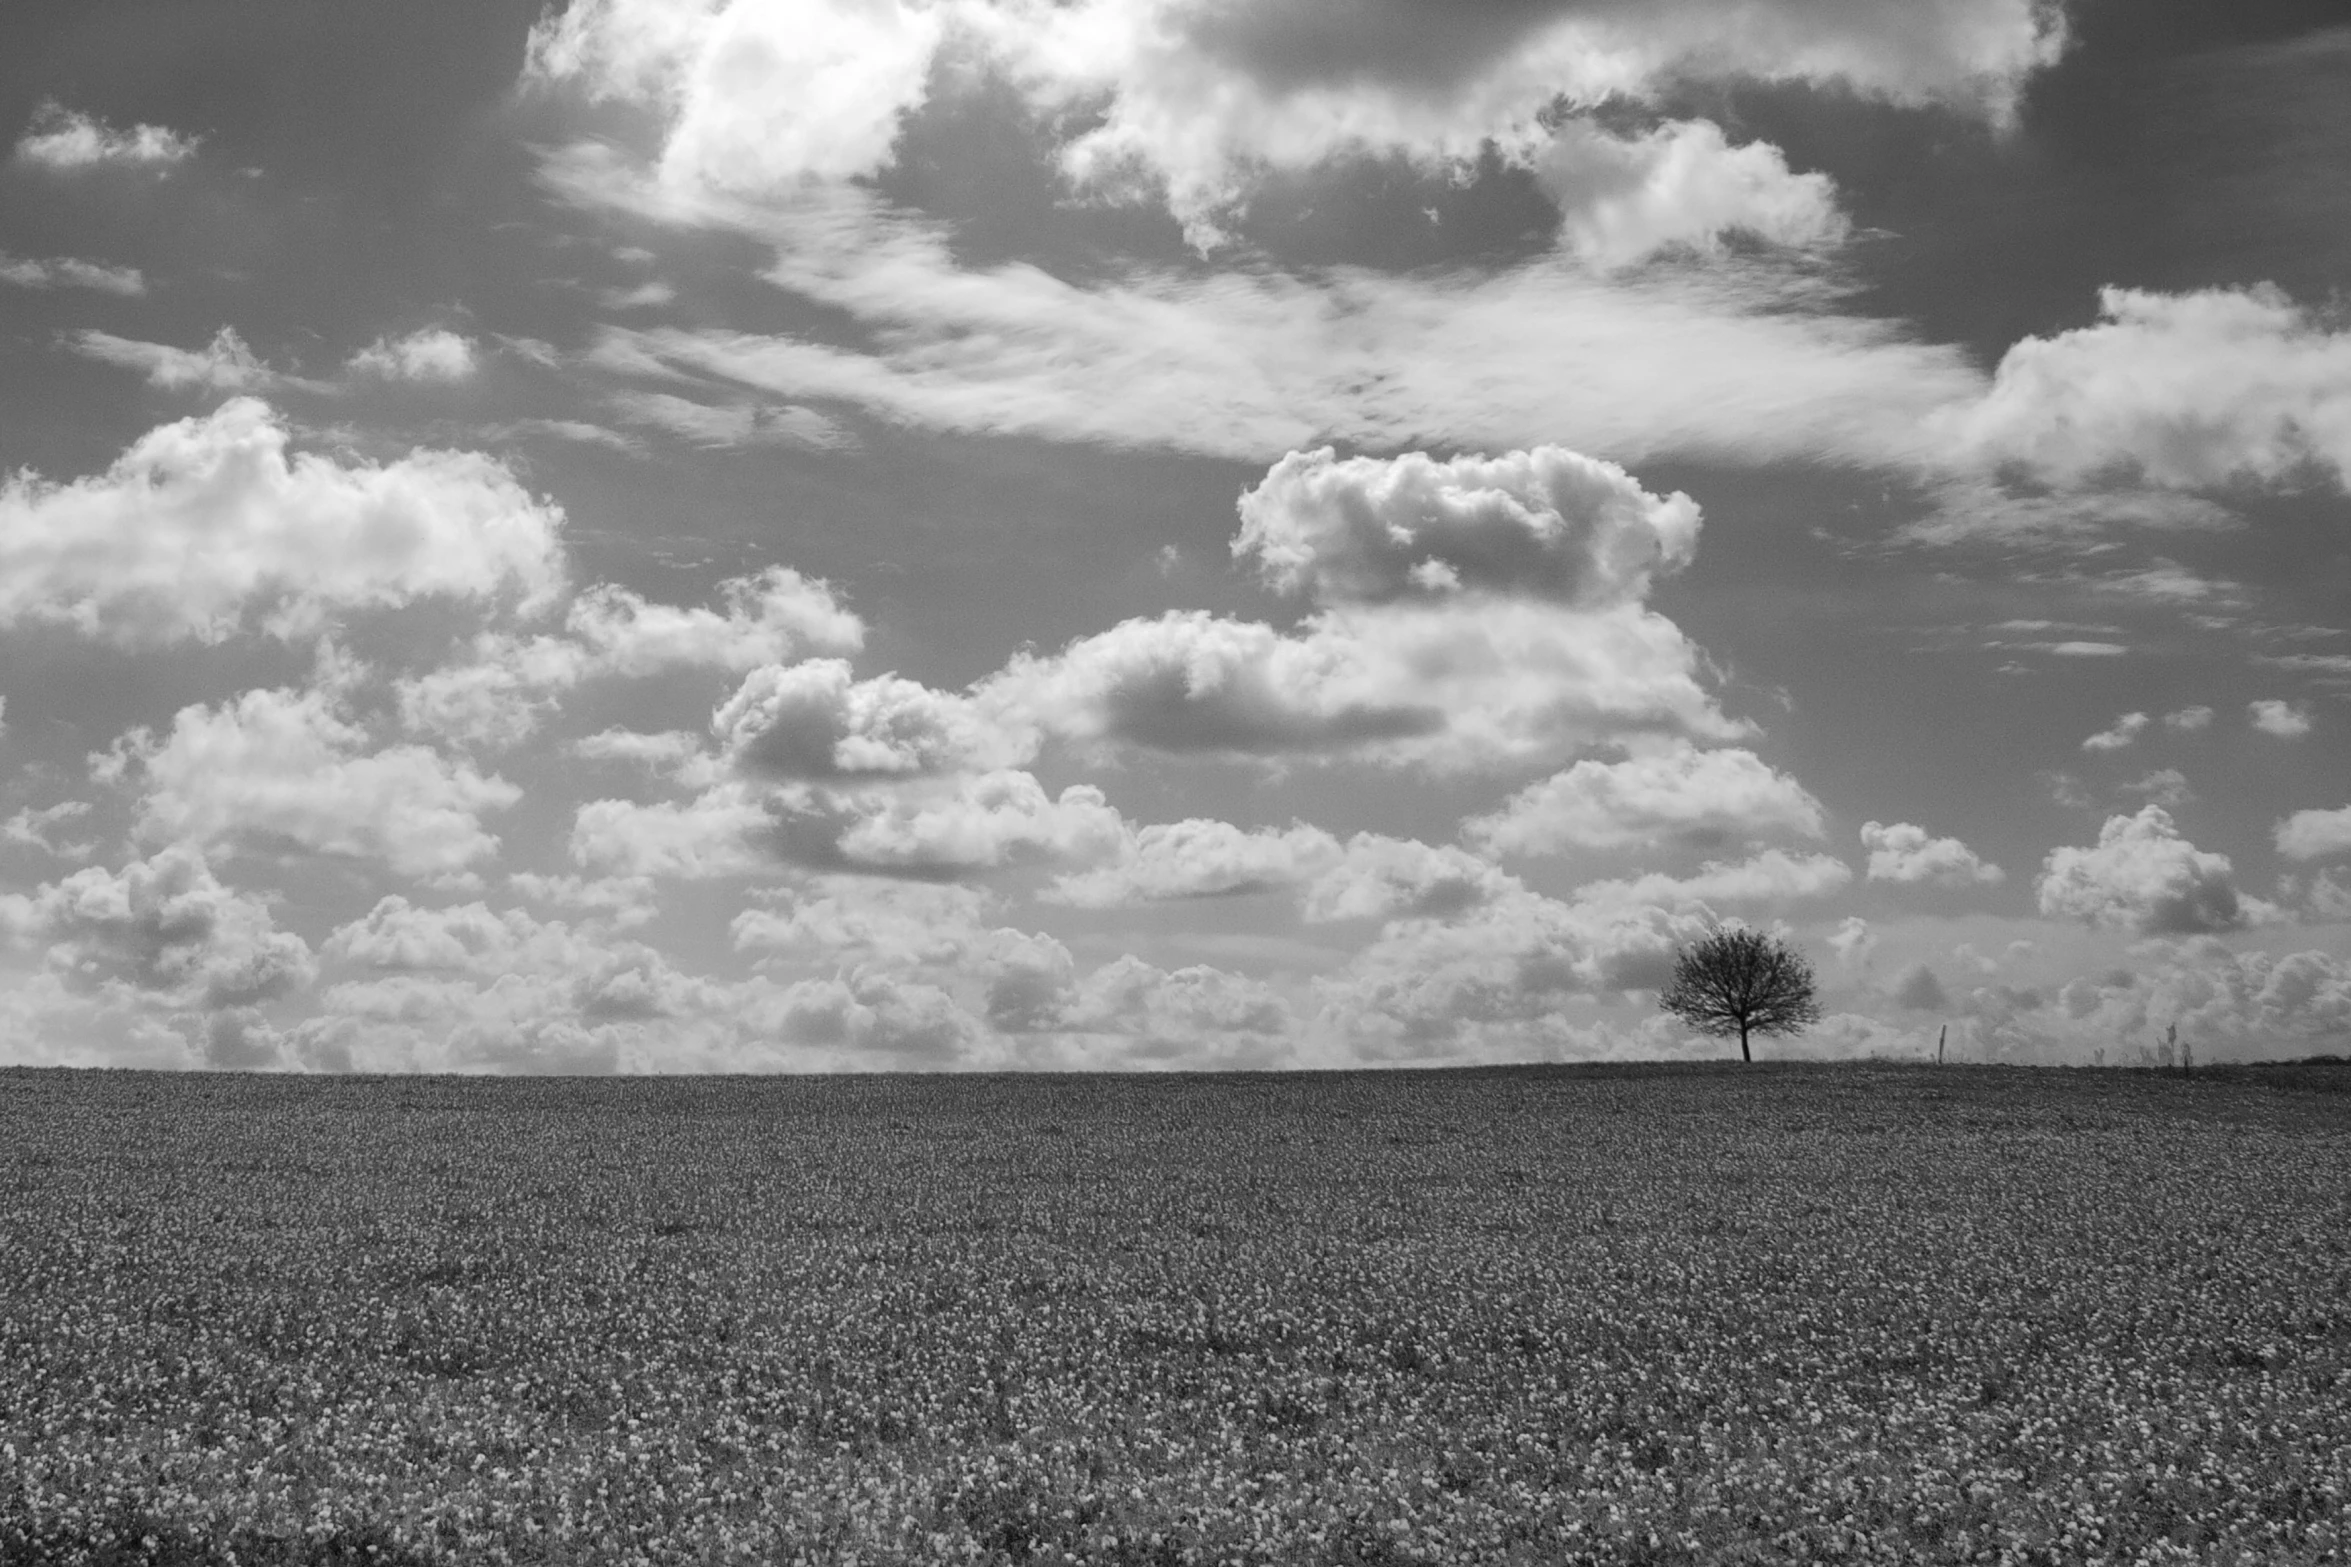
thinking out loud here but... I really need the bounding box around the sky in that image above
[2,0,2350,1074]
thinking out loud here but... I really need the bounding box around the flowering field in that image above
[3,1062,2347,1566]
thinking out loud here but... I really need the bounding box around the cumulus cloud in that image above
[323,896,550,973]
[2038,941,2351,1065]
[591,564,861,660]
[966,443,1745,772]
[2079,711,2148,752]
[1314,883,1709,1053]
[986,600,1745,772]
[1466,742,1823,855]
[715,659,1027,779]
[295,897,988,1073]
[1048,818,1341,907]
[2,846,312,1015]
[1859,820,2003,886]
[768,771,1126,876]
[569,786,770,879]
[117,685,522,882]
[1300,835,1517,924]
[743,970,983,1065]
[2035,805,2245,936]
[732,878,1001,968]
[3,801,98,860]
[348,328,479,383]
[0,251,146,295]
[0,399,566,647]
[2163,705,2213,732]
[13,102,198,170]
[527,0,2057,243]
[2276,806,2351,862]
[1572,849,1852,909]
[1890,962,1948,1012]
[998,950,1295,1067]
[67,327,281,392]
[1945,285,2351,490]
[1827,914,1875,967]
[396,567,861,749]
[1535,117,1845,268]
[1232,444,1698,607]
[2249,698,2312,738]
[527,0,949,192]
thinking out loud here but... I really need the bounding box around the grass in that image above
[2,1059,2348,1565]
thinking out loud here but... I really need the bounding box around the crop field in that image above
[2,1063,2348,1567]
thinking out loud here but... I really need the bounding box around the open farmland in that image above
[2,1063,2348,1566]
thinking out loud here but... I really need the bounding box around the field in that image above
[3,1062,2348,1567]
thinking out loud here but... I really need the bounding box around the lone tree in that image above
[1659,927,1821,1062]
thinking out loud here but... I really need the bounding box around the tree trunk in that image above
[1738,1023,1751,1063]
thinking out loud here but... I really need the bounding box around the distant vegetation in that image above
[3,1062,2347,1565]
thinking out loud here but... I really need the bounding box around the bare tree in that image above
[1659,928,1821,1063]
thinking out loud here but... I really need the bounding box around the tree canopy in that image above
[1659,928,1821,1062]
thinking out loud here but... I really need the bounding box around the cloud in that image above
[996,950,1295,1067]
[2163,705,2213,732]
[609,390,855,449]
[1536,117,1845,268]
[714,659,1029,780]
[396,567,861,749]
[0,399,566,647]
[2249,698,2312,738]
[577,568,865,670]
[1048,818,1341,907]
[572,727,709,775]
[1897,480,2238,548]
[2276,806,2351,862]
[528,0,2058,243]
[3,801,97,860]
[565,185,1985,470]
[1570,849,1853,908]
[742,970,984,1066]
[1299,834,1517,924]
[2042,942,2351,1065]
[527,0,949,192]
[2,846,312,1015]
[568,786,770,879]
[986,600,1745,772]
[767,771,1126,876]
[297,897,994,1073]
[1944,285,2351,490]
[348,328,479,383]
[13,102,198,170]
[1314,882,1709,1053]
[2036,805,2245,936]
[732,878,1001,968]
[2079,711,2148,752]
[66,327,282,392]
[118,684,522,882]
[323,896,551,973]
[1233,444,1699,608]
[2121,768,2193,808]
[1827,915,1875,967]
[0,252,146,295]
[1860,820,2003,886]
[1890,962,1948,1012]
[1466,742,1823,855]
